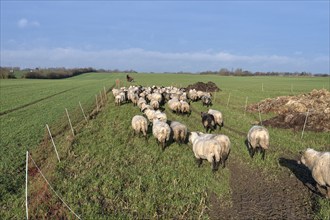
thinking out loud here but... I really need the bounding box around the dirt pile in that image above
[185,81,221,92]
[247,89,330,132]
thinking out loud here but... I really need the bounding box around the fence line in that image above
[29,154,81,219]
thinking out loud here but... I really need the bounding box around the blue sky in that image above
[1,1,329,73]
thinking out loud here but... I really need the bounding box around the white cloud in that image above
[1,47,329,73]
[17,18,40,28]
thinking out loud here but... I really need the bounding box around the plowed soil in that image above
[247,89,330,132]
[185,81,221,92]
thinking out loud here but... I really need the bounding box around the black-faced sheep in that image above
[201,112,216,133]
[201,95,212,107]
[300,148,330,198]
[170,121,188,145]
[131,115,148,139]
[246,125,269,160]
[152,118,171,151]
[208,109,224,130]
[196,132,231,168]
[189,131,222,171]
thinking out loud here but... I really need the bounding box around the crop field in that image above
[1,73,329,219]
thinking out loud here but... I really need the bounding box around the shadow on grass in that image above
[278,157,323,196]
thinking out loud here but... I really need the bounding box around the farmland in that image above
[1,73,329,219]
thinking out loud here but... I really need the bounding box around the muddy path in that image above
[209,155,318,219]
[187,102,318,219]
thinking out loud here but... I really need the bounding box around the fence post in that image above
[65,108,75,136]
[26,151,29,220]
[79,101,88,122]
[226,93,231,107]
[258,104,262,125]
[103,87,107,100]
[46,124,60,162]
[95,95,99,112]
[244,96,248,115]
[301,110,309,139]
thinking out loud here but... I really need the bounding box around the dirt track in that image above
[209,155,317,219]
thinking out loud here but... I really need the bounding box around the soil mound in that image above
[247,89,330,132]
[185,81,221,92]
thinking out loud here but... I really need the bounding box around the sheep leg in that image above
[162,141,166,151]
[196,158,203,167]
[221,156,227,168]
[261,149,266,160]
[213,161,220,172]
[327,186,330,198]
[249,148,255,158]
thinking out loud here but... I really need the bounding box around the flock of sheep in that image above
[112,85,330,198]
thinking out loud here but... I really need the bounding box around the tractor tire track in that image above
[0,88,77,117]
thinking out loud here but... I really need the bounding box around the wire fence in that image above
[25,85,113,219]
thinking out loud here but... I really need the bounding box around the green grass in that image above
[1,73,329,219]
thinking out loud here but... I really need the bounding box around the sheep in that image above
[130,93,139,106]
[144,109,157,122]
[196,132,231,168]
[188,89,199,101]
[140,103,152,112]
[115,92,126,106]
[152,118,171,151]
[170,121,188,145]
[208,109,224,130]
[201,95,212,107]
[137,97,147,109]
[246,125,269,160]
[112,88,120,97]
[300,148,330,198]
[167,98,181,114]
[131,115,148,139]
[154,110,167,122]
[150,99,160,110]
[201,112,216,133]
[189,131,222,171]
[180,100,191,116]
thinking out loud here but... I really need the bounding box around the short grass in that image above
[1,73,329,219]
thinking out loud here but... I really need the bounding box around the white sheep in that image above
[137,97,147,109]
[300,148,330,198]
[150,99,160,110]
[132,93,140,106]
[246,125,269,160]
[144,109,157,122]
[170,121,188,145]
[208,109,224,130]
[189,131,222,171]
[154,110,167,122]
[180,100,191,116]
[131,115,148,139]
[167,98,181,114]
[115,92,126,106]
[196,132,231,168]
[152,118,171,151]
[188,89,199,101]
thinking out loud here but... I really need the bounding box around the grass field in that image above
[0,73,329,219]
